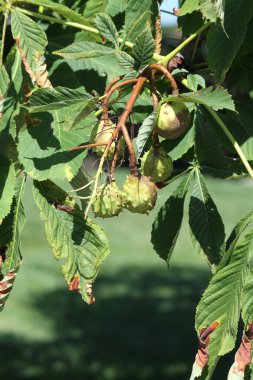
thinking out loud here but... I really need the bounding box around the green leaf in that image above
[69,97,97,129]
[11,8,47,73]
[132,26,155,71]
[54,42,125,81]
[195,228,253,366]
[54,41,114,60]
[0,157,16,224]
[163,86,235,111]
[124,0,153,44]
[194,107,234,177]
[242,270,253,327]
[226,211,253,254]
[162,123,195,161]
[94,13,119,47]
[0,65,10,98]
[186,73,206,92]
[70,167,91,211]
[0,175,26,277]
[18,110,92,181]
[222,100,253,162]
[32,179,110,304]
[189,168,225,269]
[18,0,90,25]
[207,0,253,82]
[26,86,93,113]
[105,0,126,16]
[136,112,155,159]
[151,171,194,263]
[116,50,135,71]
[83,0,107,18]
[0,175,26,312]
[179,0,199,16]
[199,0,225,24]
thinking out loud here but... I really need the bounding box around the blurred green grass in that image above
[0,173,252,380]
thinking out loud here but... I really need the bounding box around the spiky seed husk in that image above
[92,182,123,218]
[141,146,173,182]
[122,175,157,214]
[156,102,191,139]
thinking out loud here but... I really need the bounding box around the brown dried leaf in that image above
[154,16,162,54]
[227,325,253,378]
[16,38,52,89]
[190,322,220,379]
[0,270,17,312]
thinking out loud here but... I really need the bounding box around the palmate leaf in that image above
[18,0,90,25]
[18,110,93,181]
[151,170,194,264]
[94,13,119,47]
[163,86,235,111]
[195,228,253,369]
[207,0,253,82]
[132,27,155,71]
[32,180,110,304]
[11,8,47,73]
[26,86,94,113]
[0,157,16,224]
[189,168,225,269]
[0,175,26,311]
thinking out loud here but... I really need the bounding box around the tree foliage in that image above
[1,0,253,377]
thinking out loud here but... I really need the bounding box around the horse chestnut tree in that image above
[0,0,253,378]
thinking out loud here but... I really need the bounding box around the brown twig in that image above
[117,77,147,176]
[68,142,107,152]
[149,63,179,96]
[102,78,139,121]
[104,76,122,95]
[148,72,160,148]
[109,133,122,182]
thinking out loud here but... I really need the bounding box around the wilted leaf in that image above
[33,179,110,304]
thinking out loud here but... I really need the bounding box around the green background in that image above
[0,173,252,379]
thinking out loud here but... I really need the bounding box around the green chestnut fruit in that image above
[122,175,157,214]
[141,146,173,183]
[156,102,191,139]
[91,119,125,159]
[91,119,115,158]
[92,182,123,218]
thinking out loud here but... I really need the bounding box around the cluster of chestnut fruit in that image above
[89,98,190,218]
